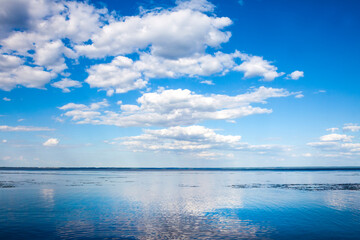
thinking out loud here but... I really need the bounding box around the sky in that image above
[0,0,359,167]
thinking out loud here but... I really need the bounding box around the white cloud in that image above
[0,0,287,93]
[286,70,304,80]
[175,0,215,12]
[200,80,214,85]
[84,52,235,94]
[51,78,82,93]
[0,54,23,71]
[43,138,59,146]
[308,128,360,158]
[0,64,55,91]
[75,3,232,59]
[234,53,284,81]
[85,52,234,94]
[85,56,147,95]
[60,86,294,127]
[85,51,285,94]
[0,0,107,90]
[2,139,7,143]
[114,125,284,158]
[326,127,339,133]
[136,52,237,79]
[0,125,54,131]
[59,99,108,111]
[295,93,304,98]
[34,40,67,73]
[343,123,360,132]
[3,97,11,101]
[319,133,353,142]
[302,153,312,157]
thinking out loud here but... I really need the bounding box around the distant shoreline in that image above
[1,167,360,171]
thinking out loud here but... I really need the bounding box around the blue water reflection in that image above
[1,170,360,239]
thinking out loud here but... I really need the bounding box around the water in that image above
[1,170,360,239]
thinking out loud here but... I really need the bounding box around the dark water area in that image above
[1,169,360,239]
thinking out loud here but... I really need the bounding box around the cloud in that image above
[43,138,59,146]
[0,63,55,91]
[326,127,339,132]
[85,51,284,94]
[114,125,285,158]
[295,93,304,98]
[234,53,284,81]
[33,40,67,73]
[59,99,108,111]
[2,97,11,101]
[200,80,214,85]
[343,123,360,132]
[0,0,30,37]
[85,56,147,95]
[60,86,294,127]
[302,153,312,157]
[175,0,215,12]
[0,0,288,93]
[75,2,232,59]
[319,133,354,142]
[0,125,54,131]
[286,70,304,80]
[51,78,82,93]
[0,53,54,91]
[307,128,360,157]
[0,0,107,90]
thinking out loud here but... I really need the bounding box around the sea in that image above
[1,168,360,239]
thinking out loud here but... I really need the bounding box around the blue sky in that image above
[0,0,359,167]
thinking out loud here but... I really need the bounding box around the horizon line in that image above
[1,166,360,171]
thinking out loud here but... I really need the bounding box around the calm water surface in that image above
[1,170,360,239]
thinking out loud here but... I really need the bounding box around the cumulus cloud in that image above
[343,123,360,132]
[43,138,59,146]
[0,64,55,91]
[0,0,107,90]
[51,78,82,93]
[286,70,304,80]
[59,86,294,127]
[0,0,288,93]
[234,53,284,81]
[85,56,147,95]
[2,97,11,101]
[33,40,67,73]
[0,125,54,131]
[85,51,285,94]
[319,133,353,142]
[112,125,285,158]
[75,3,232,59]
[0,53,54,91]
[308,127,360,157]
